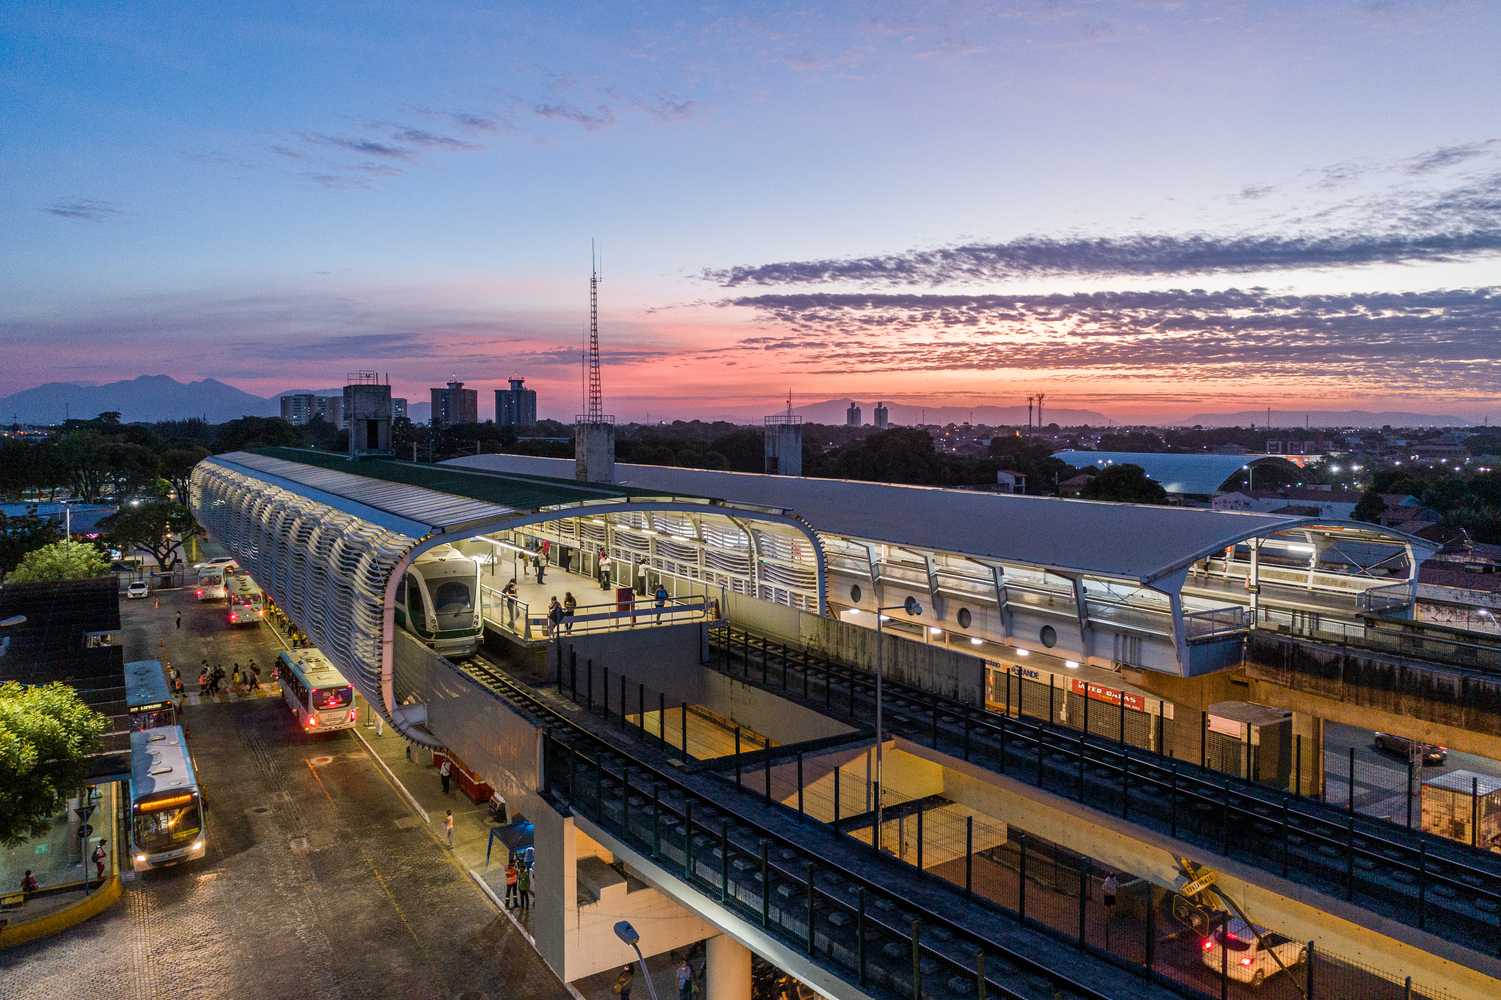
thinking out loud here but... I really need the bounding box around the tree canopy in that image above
[0,506,63,581]
[0,681,107,848]
[6,540,111,582]
[100,501,201,573]
[1079,464,1169,504]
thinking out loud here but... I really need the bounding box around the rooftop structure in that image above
[1053,450,1303,496]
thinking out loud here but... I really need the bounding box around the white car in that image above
[193,556,238,572]
[1200,917,1306,987]
[126,580,151,599]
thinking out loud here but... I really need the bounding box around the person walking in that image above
[504,861,519,909]
[175,611,181,629]
[677,958,693,1000]
[563,592,577,632]
[654,583,669,622]
[547,597,564,638]
[1102,873,1119,918]
[613,964,634,1000]
[198,669,209,696]
[599,552,612,590]
[231,666,242,694]
[443,810,454,849]
[517,862,531,912]
[440,756,452,794]
[637,559,648,596]
[250,660,261,691]
[92,840,108,879]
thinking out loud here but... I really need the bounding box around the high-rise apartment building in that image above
[874,402,889,430]
[845,401,862,427]
[430,380,479,426]
[314,395,344,428]
[495,376,537,426]
[280,393,317,426]
[392,398,408,420]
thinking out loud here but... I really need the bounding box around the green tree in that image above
[211,416,304,454]
[1079,464,1169,504]
[158,446,210,503]
[100,501,201,573]
[0,681,107,848]
[831,427,945,485]
[1352,489,1389,524]
[0,506,64,581]
[7,540,110,582]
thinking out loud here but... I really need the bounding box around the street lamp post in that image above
[875,597,923,853]
[613,921,662,1000]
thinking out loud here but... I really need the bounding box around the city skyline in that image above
[4,3,1500,422]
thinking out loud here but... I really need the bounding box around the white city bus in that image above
[275,648,357,733]
[196,565,228,601]
[225,573,264,625]
[129,726,206,870]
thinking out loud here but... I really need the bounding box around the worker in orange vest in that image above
[504,860,519,909]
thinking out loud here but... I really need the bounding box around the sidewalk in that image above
[348,702,532,934]
[0,784,121,948]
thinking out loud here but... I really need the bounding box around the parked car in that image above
[126,580,151,599]
[1200,918,1306,988]
[1374,732,1448,765]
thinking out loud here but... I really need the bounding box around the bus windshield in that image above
[314,686,353,710]
[134,795,202,854]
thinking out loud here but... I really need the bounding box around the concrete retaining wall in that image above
[1245,631,1501,752]
[698,670,856,746]
[556,622,706,707]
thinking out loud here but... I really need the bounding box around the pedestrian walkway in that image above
[348,702,531,932]
[0,783,120,947]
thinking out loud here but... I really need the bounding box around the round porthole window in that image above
[1040,625,1057,648]
[957,608,972,629]
[850,584,862,603]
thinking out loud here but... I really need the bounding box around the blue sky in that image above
[3,2,1499,421]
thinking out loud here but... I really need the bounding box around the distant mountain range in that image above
[1168,409,1468,429]
[789,399,1113,427]
[0,376,432,425]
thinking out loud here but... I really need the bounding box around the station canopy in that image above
[445,455,1344,587]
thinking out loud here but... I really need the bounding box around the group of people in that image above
[614,953,700,1000]
[503,857,533,911]
[196,659,261,698]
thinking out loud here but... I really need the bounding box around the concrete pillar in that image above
[705,934,752,1000]
[1291,713,1324,798]
[575,422,615,483]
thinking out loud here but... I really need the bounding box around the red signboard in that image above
[1070,678,1147,713]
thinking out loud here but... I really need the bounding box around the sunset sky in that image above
[4,2,1500,423]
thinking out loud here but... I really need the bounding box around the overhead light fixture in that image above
[1014,648,1029,656]
[1065,660,1080,669]
[1285,543,1316,554]
[970,637,983,645]
[929,627,942,635]
[590,518,605,525]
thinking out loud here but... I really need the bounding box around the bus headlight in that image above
[136,854,147,863]
[192,840,204,851]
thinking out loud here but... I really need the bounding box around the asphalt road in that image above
[1323,721,1501,824]
[0,583,567,1000]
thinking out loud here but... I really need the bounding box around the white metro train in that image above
[395,544,483,659]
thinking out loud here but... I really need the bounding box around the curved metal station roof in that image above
[1052,451,1300,496]
[445,454,1336,585]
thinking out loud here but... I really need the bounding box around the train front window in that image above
[315,686,353,710]
[405,574,425,619]
[432,581,472,614]
[133,796,201,854]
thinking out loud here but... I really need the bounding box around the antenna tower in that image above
[1036,392,1045,431]
[587,243,603,423]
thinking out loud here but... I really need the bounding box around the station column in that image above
[704,934,751,1000]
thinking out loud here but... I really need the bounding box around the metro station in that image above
[190,444,1501,1000]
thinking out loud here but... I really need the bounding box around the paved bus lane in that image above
[1,584,568,1000]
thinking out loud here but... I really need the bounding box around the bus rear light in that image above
[1203,940,1214,951]
[196,590,203,596]
[306,714,319,727]
[348,709,357,721]
[229,614,238,622]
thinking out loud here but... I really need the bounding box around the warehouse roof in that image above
[1052,451,1303,496]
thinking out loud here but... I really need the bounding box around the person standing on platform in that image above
[563,592,577,632]
[1102,873,1119,918]
[654,583,669,622]
[547,597,563,638]
[440,756,452,794]
[534,554,545,585]
[504,861,519,908]
[517,862,531,911]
